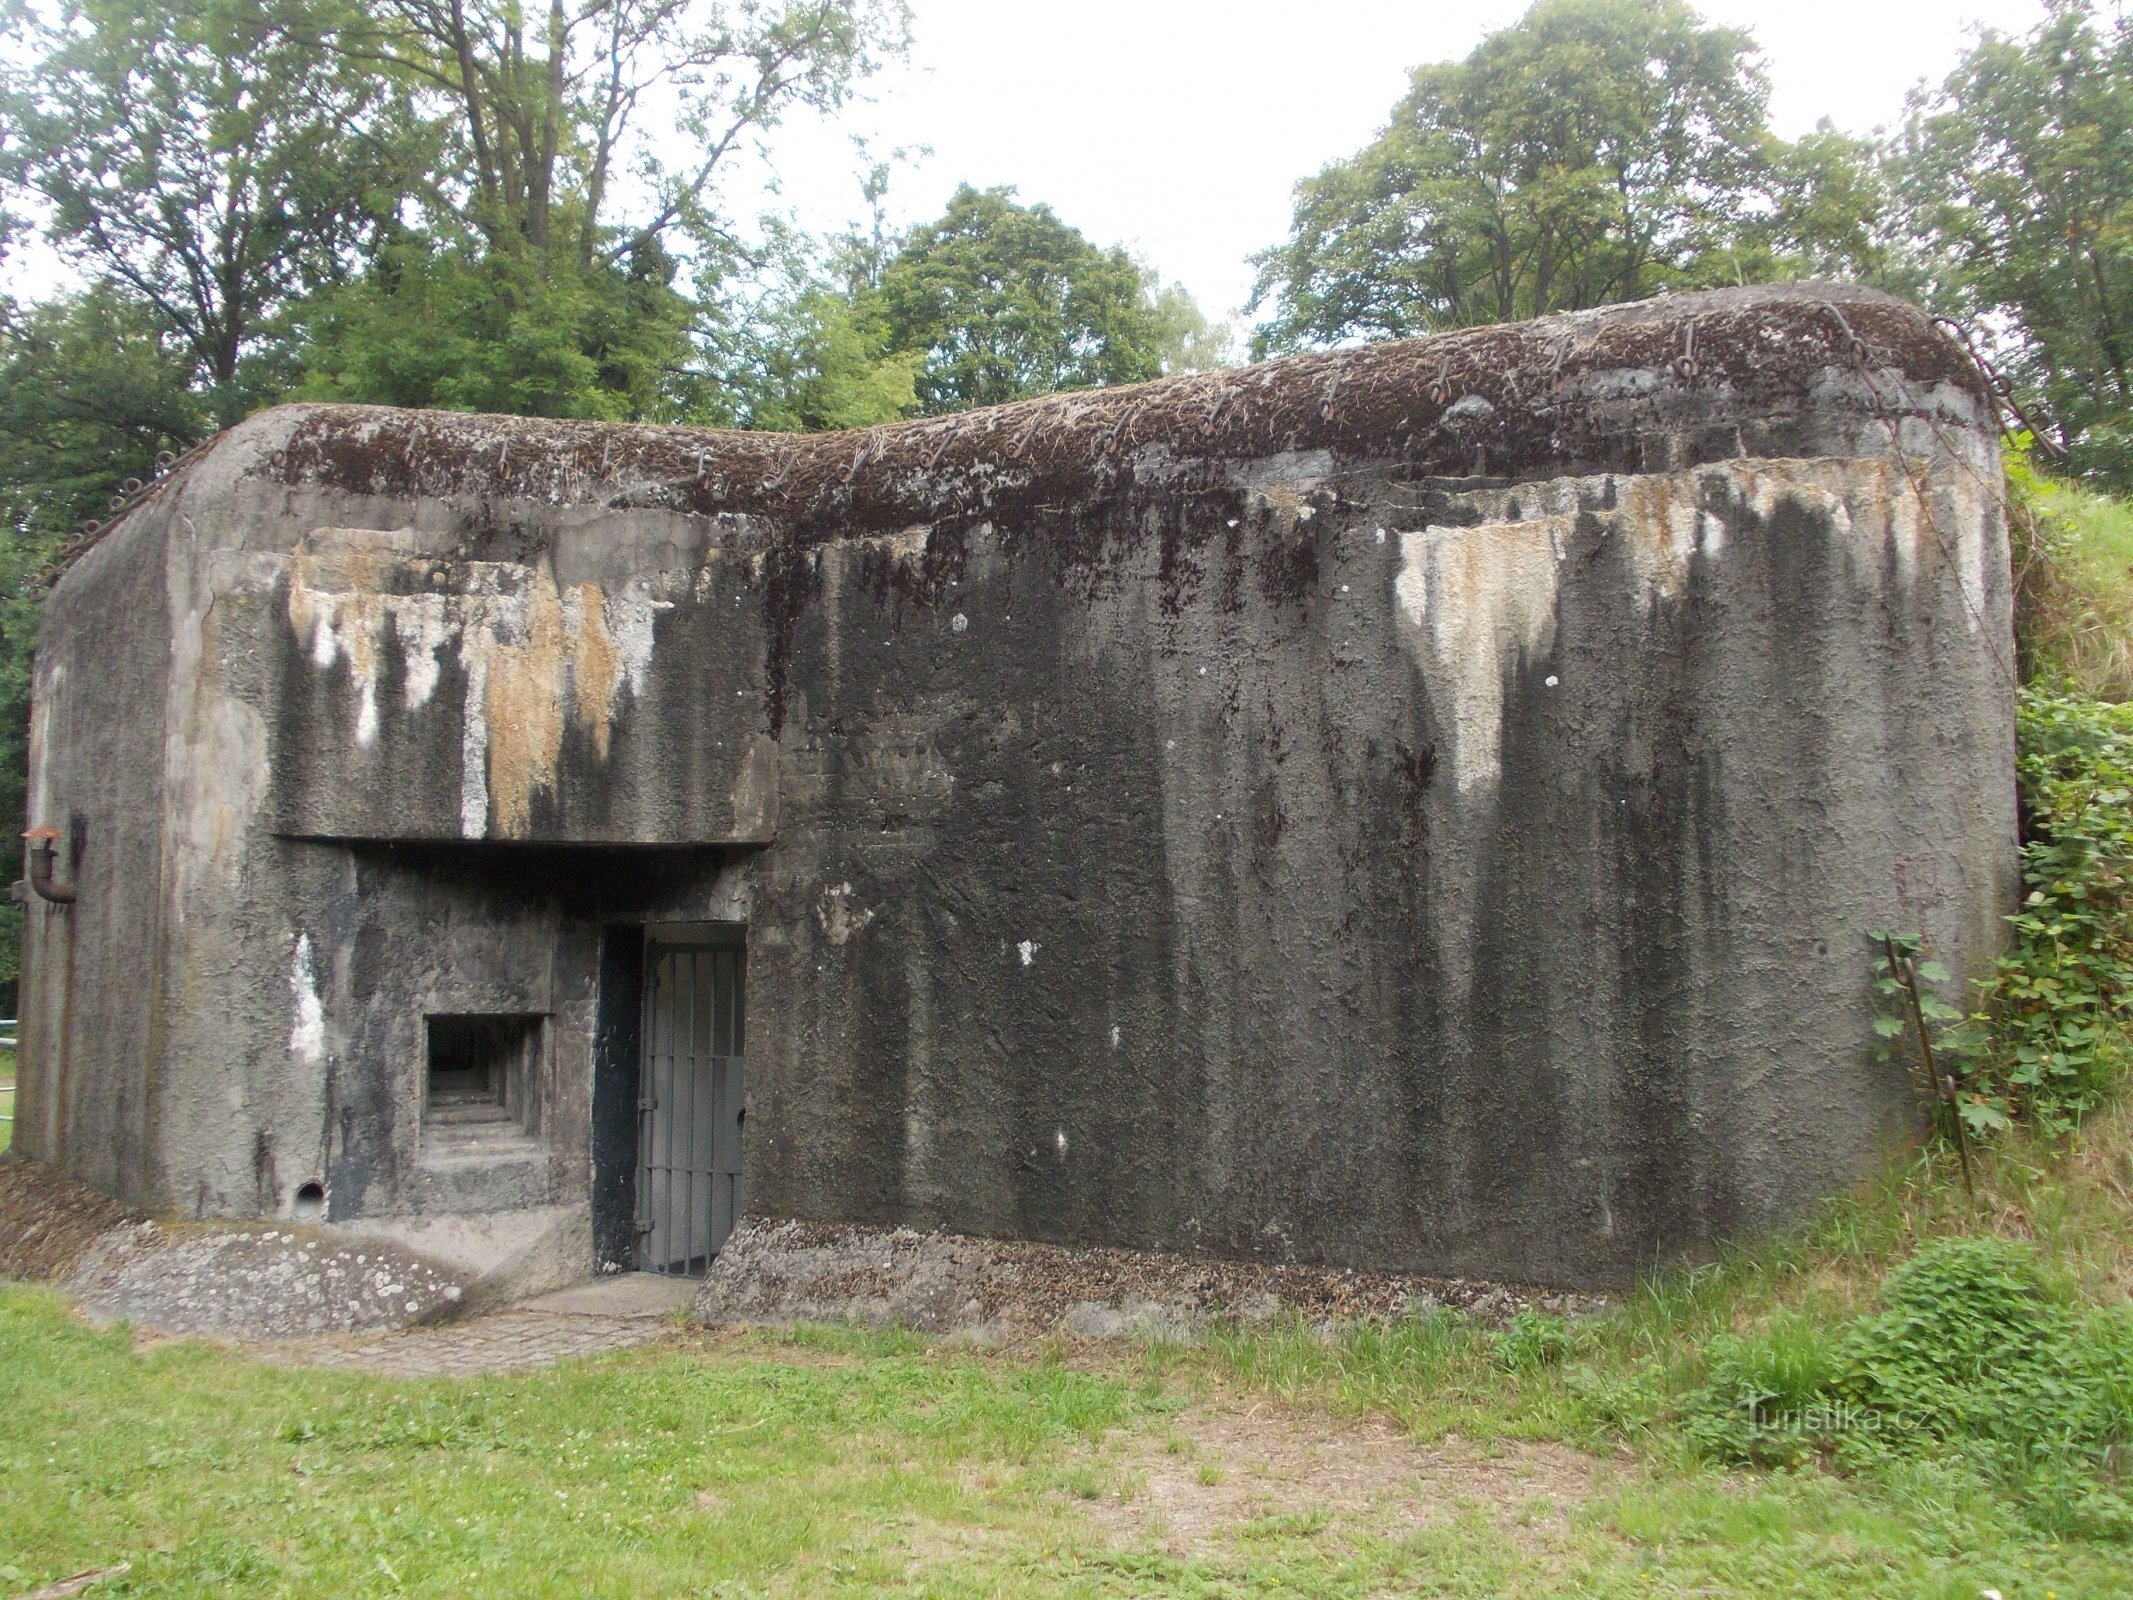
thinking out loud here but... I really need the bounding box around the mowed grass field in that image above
[3,1229,2130,1600]
[10,1054,2133,1598]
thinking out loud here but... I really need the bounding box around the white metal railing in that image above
[1,1017,13,1126]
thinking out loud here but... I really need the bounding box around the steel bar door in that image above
[638,937,744,1275]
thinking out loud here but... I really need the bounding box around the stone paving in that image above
[253,1273,698,1377]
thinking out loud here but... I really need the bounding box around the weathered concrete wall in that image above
[18,284,2018,1286]
[14,507,176,1204]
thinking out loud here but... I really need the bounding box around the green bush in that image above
[1492,1308,1573,1373]
[2007,453,2133,700]
[1879,690,2133,1138]
[1978,689,2133,1132]
[1839,1237,2070,1431]
[1840,1238,2133,1536]
[1680,1312,1848,1468]
[1678,1239,2133,1534]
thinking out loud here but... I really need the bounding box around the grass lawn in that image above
[2,1269,2128,1599]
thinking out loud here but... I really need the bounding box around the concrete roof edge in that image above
[80,283,1993,559]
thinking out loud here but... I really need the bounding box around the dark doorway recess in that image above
[637,928,746,1276]
[590,930,646,1273]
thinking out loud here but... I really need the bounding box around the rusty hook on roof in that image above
[1670,321,1702,381]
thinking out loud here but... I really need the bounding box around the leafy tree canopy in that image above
[0,289,202,548]
[331,0,910,263]
[0,0,429,424]
[285,0,910,419]
[298,226,698,419]
[724,285,922,432]
[1247,0,1898,354]
[717,181,1226,428]
[1900,0,2133,486]
[872,184,1221,415]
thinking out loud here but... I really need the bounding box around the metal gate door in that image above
[638,937,744,1275]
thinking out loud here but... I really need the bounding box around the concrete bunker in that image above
[11,284,2017,1295]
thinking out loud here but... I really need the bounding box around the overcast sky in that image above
[0,0,2060,328]
[748,0,2054,331]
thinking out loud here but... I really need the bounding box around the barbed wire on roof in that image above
[50,431,226,579]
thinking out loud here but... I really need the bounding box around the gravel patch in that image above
[66,1222,466,1339]
[698,1219,1605,1338]
[4,1157,472,1340]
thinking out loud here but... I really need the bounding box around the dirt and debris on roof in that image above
[215,283,1982,541]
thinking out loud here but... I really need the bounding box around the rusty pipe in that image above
[23,827,75,905]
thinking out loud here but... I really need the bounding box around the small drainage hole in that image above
[292,1182,326,1222]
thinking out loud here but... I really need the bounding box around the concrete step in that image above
[426,1101,515,1126]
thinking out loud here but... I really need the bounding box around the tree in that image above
[1149,281,1230,376]
[1674,121,1918,297]
[0,290,201,544]
[1248,0,1775,353]
[293,0,910,420]
[724,286,921,431]
[1757,124,1905,287]
[333,0,909,263]
[298,225,700,419]
[872,184,1220,415]
[1900,0,2133,485]
[0,0,429,424]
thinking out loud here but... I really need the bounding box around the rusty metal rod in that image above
[1883,932,1974,1202]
